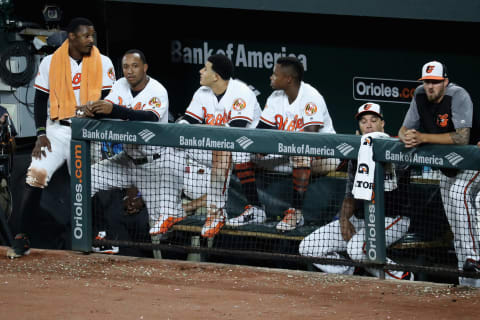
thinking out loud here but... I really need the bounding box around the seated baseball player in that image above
[299,103,414,280]
[227,56,338,232]
[149,54,262,239]
[78,49,173,244]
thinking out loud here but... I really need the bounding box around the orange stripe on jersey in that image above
[34,84,49,93]
[230,115,253,122]
[260,116,276,126]
[304,121,324,127]
[148,109,162,120]
[102,85,112,89]
[185,110,203,122]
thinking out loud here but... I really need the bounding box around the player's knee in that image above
[25,168,48,188]
[291,156,311,168]
[347,239,365,262]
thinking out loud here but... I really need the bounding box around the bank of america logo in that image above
[236,136,254,150]
[445,152,464,166]
[336,143,354,156]
[139,129,155,142]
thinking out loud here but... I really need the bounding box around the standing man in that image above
[7,17,115,258]
[398,61,480,282]
[249,56,335,231]
[300,103,413,280]
[81,49,169,245]
[149,54,262,238]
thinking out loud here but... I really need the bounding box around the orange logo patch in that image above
[108,68,115,81]
[437,114,449,127]
[149,97,161,108]
[426,65,436,74]
[304,103,317,116]
[363,104,373,111]
[232,98,246,111]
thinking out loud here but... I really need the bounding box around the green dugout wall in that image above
[98,2,480,136]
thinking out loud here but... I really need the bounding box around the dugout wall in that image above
[71,118,480,282]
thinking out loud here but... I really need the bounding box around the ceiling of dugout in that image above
[106,0,480,23]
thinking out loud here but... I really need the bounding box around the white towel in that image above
[352,132,390,200]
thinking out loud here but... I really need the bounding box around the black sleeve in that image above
[182,114,202,124]
[34,89,49,136]
[107,104,159,121]
[229,119,249,128]
[101,89,110,99]
[256,120,276,130]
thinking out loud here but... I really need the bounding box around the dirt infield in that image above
[1,246,479,319]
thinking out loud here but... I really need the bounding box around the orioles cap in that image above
[355,102,383,120]
[419,61,448,81]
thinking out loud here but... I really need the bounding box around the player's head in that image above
[270,57,304,90]
[200,54,233,88]
[122,49,149,91]
[355,102,384,135]
[66,17,95,56]
[419,61,449,103]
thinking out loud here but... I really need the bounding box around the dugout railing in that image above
[70,118,480,281]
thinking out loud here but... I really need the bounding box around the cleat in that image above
[276,208,304,231]
[92,245,119,254]
[201,208,226,238]
[6,233,31,259]
[463,259,480,273]
[401,271,415,281]
[226,205,266,227]
[92,231,119,254]
[149,214,186,235]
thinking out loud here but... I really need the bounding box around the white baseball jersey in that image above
[27,53,115,186]
[104,76,169,158]
[185,78,261,128]
[260,81,335,133]
[34,54,115,110]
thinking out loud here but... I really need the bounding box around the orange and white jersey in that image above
[260,82,335,133]
[105,76,169,158]
[34,54,115,106]
[185,78,261,128]
[104,77,168,123]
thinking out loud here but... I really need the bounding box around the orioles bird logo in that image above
[436,114,449,127]
[149,97,161,108]
[363,137,373,146]
[363,104,373,111]
[305,102,317,116]
[426,65,436,74]
[358,163,369,174]
[107,68,115,81]
[232,98,246,111]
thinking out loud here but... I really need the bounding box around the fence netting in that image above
[76,120,480,282]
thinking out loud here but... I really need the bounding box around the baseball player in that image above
[398,61,480,285]
[228,56,336,232]
[149,54,261,238]
[6,17,115,259]
[81,49,171,238]
[300,103,413,280]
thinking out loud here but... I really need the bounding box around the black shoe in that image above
[463,259,480,273]
[6,233,31,259]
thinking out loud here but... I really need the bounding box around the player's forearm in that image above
[339,197,355,220]
[33,89,49,136]
[109,104,159,121]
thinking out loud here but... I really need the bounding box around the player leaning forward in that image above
[78,49,170,234]
[149,54,262,238]
[398,61,480,284]
[7,17,115,259]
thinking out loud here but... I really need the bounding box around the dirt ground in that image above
[1,246,480,320]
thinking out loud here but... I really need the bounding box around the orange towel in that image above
[48,39,103,120]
